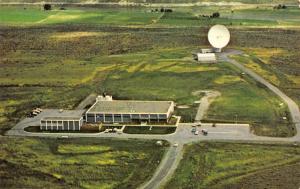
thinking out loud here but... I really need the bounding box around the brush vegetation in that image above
[0,137,167,189]
[166,142,300,189]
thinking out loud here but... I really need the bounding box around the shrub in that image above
[43,4,51,11]
[211,12,220,18]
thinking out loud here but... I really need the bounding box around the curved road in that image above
[139,143,183,189]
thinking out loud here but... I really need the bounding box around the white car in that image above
[194,130,199,135]
[173,143,178,147]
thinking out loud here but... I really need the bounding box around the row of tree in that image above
[151,8,173,13]
[200,12,220,18]
[273,4,287,9]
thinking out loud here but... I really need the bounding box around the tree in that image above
[212,12,220,18]
[43,4,52,11]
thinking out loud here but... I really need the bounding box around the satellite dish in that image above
[208,25,230,50]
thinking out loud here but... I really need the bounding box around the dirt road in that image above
[194,90,221,122]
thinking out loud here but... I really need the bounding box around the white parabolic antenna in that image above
[208,25,230,49]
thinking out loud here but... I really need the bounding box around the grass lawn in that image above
[165,142,300,189]
[123,126,176,134]
[0,137,168,189]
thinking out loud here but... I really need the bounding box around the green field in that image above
[165,142,300,189]
[1,6,300,27]
[0,6,161,26]
[0,137,168,189]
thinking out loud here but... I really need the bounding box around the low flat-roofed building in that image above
[196,53,217,63]
[40,109,84,131]
[85,99,174,124]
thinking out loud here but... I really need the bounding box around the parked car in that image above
[31,111,38,116]
[201,129,208,135]
[191,128,196,133]
[27,112,35,117]
[104,129,113,133]
[36,108,43,113]
[173,143,178,147]
[194,130,199,135]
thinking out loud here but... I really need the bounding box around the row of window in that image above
[40,125,80,131]
[41,120,80,127]
[86,113,168,123]
[86,114,167,119]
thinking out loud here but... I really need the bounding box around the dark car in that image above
[201,129,208,135]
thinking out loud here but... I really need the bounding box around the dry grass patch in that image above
[244,48,286,64]
[50,31,109,41]
[37,13,81,24]
[214,75,243,84]
[58,144,111,154]
[232,54,280,86]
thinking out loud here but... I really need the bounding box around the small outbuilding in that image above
[194,53,217,63]
[40,109,84,131]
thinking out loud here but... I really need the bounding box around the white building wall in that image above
[197,53,216,62]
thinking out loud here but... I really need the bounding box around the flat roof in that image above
[87,100,173,114]
[40,109,84,121]
[42,117,82,121]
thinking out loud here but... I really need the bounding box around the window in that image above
[140,114,149,120]
[123,114,130,118]
[159,114,167,119]
[41,126,47,130]
[114,114,122,122]
[150,114,158,119]
[86,114,95,123]
[74,121,80,130]
[131,114,139,119]
[123,114,131,122]
[104,114,113,122]
[63,121,68,130]
[96,114,103,122]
